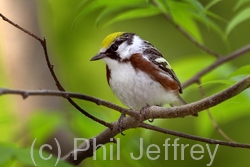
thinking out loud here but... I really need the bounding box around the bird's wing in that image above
[143,46,183,93]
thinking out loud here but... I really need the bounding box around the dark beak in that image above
[90,53,106,61]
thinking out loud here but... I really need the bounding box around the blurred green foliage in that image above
[0,0,250,166]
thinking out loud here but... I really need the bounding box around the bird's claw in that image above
[140,104,154,123]
[118,113,126,135]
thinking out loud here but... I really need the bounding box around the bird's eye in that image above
[110,44,118,52]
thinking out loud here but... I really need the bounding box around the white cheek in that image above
[103,57,119,69]
[129,35,143,54]
[117,43,130,60]
[117,35,144,59]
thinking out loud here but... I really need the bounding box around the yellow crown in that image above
[101,32,124,49]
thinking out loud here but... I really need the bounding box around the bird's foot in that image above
[140,104,154,123]
[117,113,126,135]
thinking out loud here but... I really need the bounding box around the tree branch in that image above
[1,75,250,165]
[182,44,250,88]
[0,88,136,117]
[146,75,250,119]
[1,75,249,120]
[139,123,250,148]
[62,115,141,165]
[62,75,250,165]
[63,114,250,166]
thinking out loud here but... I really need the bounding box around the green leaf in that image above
[190,0,226,39]
[167,0,204,42]
[194,12,225,39]
[175,11,203,42]
[184,0,205,12]
[95,3,153,26]
[73,0,146,27]
[205,0,222,10]
[95,6,127,26]
[228,65,250,78]
[104,6,161,27]
[73,0,107,27]
[153,0,169,14]
[226,7,250,35]
[205,10,228,39]
[234,0,250,10]
[75,0,89,12]
[206,10,227,23]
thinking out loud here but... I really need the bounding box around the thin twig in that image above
[183,44,250,88]
[166,16,220,57]
[197,82,234,142]
[0,88,137,117]
[139,123,250,148]
[41,38,112,128]
[0,13,112,128]
[0,13,41,41]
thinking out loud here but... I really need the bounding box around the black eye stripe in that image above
[109,52,121,61]
[110,44,118,51]
[106,40,123,53]
[104,33,135,61]
[105,46,121,61]
[105,41,122,55]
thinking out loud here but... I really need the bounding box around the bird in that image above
[91,32,193,116]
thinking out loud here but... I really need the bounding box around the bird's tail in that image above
[170,95,198,117]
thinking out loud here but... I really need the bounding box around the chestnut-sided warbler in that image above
[91,32,190,113]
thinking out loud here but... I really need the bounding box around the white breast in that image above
[104,58,178,109]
